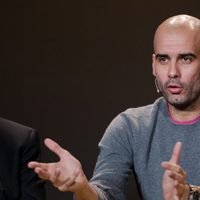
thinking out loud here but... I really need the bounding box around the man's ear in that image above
[152,53,156,76]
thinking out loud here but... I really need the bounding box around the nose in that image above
[168,61,180,78]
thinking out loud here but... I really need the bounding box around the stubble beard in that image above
[158,80,200,110]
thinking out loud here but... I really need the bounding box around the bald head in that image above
[153,14,200,52]
[162,15,200,29]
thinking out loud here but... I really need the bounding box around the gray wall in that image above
[0,0,199,199]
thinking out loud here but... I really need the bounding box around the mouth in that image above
[167,85,183,94]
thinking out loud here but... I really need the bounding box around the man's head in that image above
[152,14,200,110]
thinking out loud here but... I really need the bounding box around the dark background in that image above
[0,0,200,199]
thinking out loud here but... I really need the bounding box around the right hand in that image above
[28,138,88,193]
[161,142,189,200]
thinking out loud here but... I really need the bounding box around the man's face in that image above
[152,28,200,109]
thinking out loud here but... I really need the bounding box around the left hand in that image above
[161,142,190,200]
[28,138,88,193]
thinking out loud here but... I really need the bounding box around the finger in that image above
[57,170,80,191]
[44,138,68,158]
[174,182,187,197]
[28,161,49,170]
[51,168,63,187]
[65,170,80,187]
[57,184,69,192]
[161,161,186,176]
[34,167,51,180]
[57,178,76,192]
[57,181,75,192]
[169,171,186,183]
[170,141,182,164]
[161,166,186,184]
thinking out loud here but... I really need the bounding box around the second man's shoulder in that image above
[0,117,38,145]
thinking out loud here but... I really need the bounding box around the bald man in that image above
[28,14,200,200]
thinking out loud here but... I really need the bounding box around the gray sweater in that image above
[89,97,200,200]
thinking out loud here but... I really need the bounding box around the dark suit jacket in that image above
[0,117,45,199]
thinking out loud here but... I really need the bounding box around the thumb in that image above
[170,141,182,164]
[44,138,67,159]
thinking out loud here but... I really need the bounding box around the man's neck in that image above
[168,103,200,122]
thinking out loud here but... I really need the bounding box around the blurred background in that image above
[0,0,199,199]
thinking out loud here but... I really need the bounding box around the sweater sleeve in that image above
[89,113,134,200]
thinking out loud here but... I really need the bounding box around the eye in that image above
[180,54,196,64]
[182,56,192,63]
[157,56,169,64]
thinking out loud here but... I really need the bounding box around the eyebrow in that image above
[178,53,197,59]
[155,54,169,59]
[155,53,197,59]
